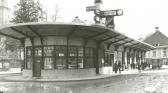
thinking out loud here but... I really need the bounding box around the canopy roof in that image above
[0,22,155,51]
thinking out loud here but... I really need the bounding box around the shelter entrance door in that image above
[34,57,41,77]
[110,54,114,67]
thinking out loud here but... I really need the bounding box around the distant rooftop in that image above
[143,27,168,46]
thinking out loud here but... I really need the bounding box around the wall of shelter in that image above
[23,35,146,75]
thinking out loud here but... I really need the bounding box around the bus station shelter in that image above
[0,22,155,78]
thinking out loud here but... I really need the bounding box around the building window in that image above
[55,46,66,69]
[35,47,42,56]
[163,48,167,57]
[44,57,54,69]
[27,58,32,69]
[26,47,32,69]
[68,47,78,69]
[44,46,54,56]
[26,45,97,70]
[85,48,95,68]
[78,47,83,68]
[152,50,156,57]
[43,46,54,69]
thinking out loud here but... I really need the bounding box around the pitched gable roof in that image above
[143,31,168,46]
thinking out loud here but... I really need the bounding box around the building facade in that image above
[0,23,155,78]
[144,27,168,68]
[0,0,9,25]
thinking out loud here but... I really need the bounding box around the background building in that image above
[143,27,168,68]
[0,0,10,25]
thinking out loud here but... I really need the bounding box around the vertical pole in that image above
[66,37,69,69]
[94,0,101,24]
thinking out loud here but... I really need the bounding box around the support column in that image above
[40,38,44,69]
[54,45,57,69]
[134,50,137,64]
[83,40,88,68]
[114,45,119,63]
[127,48,131,69]
[30,37,41,78]
[30,38,35,77]
[20,39,25,69]
[136,50,139,64]
[66,37,69,69]
[95,42,100,74]
[122,47,127,70]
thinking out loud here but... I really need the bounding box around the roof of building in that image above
[0,22,155,51]
[143,31,168,46]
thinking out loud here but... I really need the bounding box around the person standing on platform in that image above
[118,61,121,74]
[114,61,118,74]
[137,63,141,73]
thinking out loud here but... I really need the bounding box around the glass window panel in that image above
[44,57,54,69]
[27,58,32,69]
[59,53,64,56]
[56,57,66,69]
[163,48,167,57]
[55,46,66,57]
[85,48,90,57]
[78,57,83,68]
[44,46,54,56]
[153,50,156,57]
[68,57,77,69]
[69,47,77,56]
[26,47,32,57]
[78,48,83,57]
[35,47,42,56]
[3,62,9,68]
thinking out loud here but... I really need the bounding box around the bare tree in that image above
[51,5,61,22]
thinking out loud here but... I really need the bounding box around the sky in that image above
[7,0,168,39]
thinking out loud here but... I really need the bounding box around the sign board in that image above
[86,6,97,11]
[102,10,117,16]
[101,9,123,17]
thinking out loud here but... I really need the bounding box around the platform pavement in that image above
[2,69,140,82]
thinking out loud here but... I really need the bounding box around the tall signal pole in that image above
[94,0,102,24]
[86,0,123,30]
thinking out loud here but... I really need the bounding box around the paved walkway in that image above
[2,69,140,82]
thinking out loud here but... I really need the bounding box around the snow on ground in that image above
[0,68,21,74]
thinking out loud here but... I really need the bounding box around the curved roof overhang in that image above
[0,22,155,51]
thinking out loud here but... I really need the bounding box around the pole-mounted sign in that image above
[86,0,123,29]
[86,6,97,11]
[101,9,123,17]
